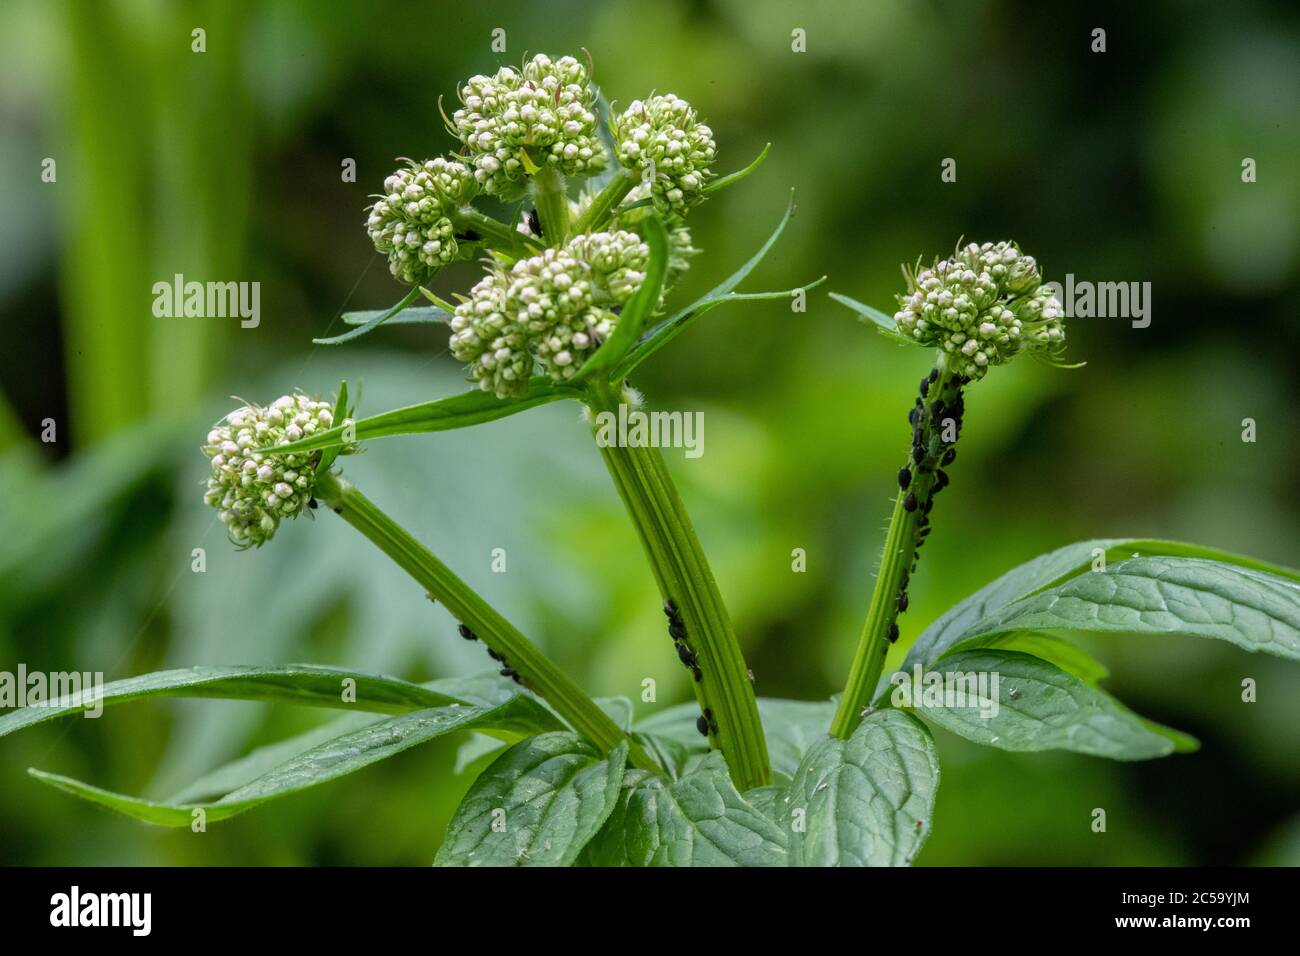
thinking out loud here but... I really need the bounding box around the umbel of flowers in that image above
[365,53,718,396]
[893,241,1066,381]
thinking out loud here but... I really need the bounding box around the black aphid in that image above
[903,492,917,512]
[696,714,710,737]
[928,368,939,383]
[692,666,703,682]
[912,445,925,464]
[663,599,679,619]
[457,623,477,641]
[942,448,956,465]
[887,622,900,643]
[898,467,912,489]
[898,591,909,612]
[500,667,517,678]
[935,469,949,490]
[922,498,934,514]
[525,208,542,237]
[908,407,919,427]
[676,643,696,667]
[487,648,503,662]
[307,497,318,510]
[669,622,687,640]
[454,229,482,242]
[919,377,930,397]
[930,399,945,418]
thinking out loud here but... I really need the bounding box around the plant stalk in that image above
[315,470,656,771]
[831,356,965,738]
[453,207,535,257]
[585,381,771,790]
[531,166,570,246]
[572,169,638,234]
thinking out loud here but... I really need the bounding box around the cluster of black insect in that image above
[664,599,702,682]
[695,707,718,738]
[459,622,523,685]
[891,368,968,643]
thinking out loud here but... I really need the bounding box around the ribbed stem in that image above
[315,471,656,771]
[831,356,965,738]
[586,382,771,790]
[531,166,570,246]
[452,207,534,257]
[572,170,638,234]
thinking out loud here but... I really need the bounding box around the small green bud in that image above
[366,157,477,284]
[452,54,606,199]
[893,240,1066,381]
[612,93,716,215]
[202,394,334,548]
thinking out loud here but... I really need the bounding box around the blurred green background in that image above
[1,0,1297,865]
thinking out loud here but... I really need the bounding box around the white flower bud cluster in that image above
[893,241,1066,381]
[449,231,649,398]
[366,158,477,284]
[453,54,605,197]
[202,394,333,548]
[612,94,716,214]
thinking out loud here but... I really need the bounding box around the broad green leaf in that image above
[0,664,462,739]
[435,732,627,867]
[786,710,939,867]
[947,556,1300,661]
[906,539,1300,668]
[575,215,668,381]
[758,698,837,779]
[903,649,1195,759]
[631,731,695,780]
[587,753,788,866]
[595,696,634,731]
[614,191,824,378]
[313,286,422,344]
[30,698,556,827]
[340,305,450,327]
[987,632,1110,686]
[266,379,583,456]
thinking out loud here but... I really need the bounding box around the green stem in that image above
[585,381,771,790]
[315,470,656,772]
[831,355,964,738]
[572,169,638,234]
[531,166,570,246]
[452,207,536,257]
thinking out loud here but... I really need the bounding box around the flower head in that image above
[452,54,606,198]
[202,394,335,548]
[893,241,1066,381]
[366,157,477,284]
[612,94,716,215]
[449,230,650,397]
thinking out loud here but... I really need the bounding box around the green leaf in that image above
[266,379,583,456]
[340,305,450,327]
[435,732,628,867]
[0,664,463,739]
[904,649,1195,759]
[587,753,788,866]
[313,285,423,345]
[758,698,838,779]
[906,539,1300,668]
[702,142,771,194]
[946,556,1300,661]
[827,291,914,346]
[29,698,557,827]
[614,191,822,378]
[986,632,1109,686]
[575,215,669,382]
[314,379,351,477]
[786,709,939,867]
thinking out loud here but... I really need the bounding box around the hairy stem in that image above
[531,166,570,246]
[585,381,771,790]
[572,169,638,234]
[831,355,966,738]
[315,470,656,771]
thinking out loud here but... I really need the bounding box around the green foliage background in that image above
[1,0,1296,865]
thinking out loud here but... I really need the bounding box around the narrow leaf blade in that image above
[314,286,423,345]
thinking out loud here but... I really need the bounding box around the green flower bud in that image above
[449,230,650,397]
[452,54,606,199]
[893,241,1066,381]
[202,394,334,548]
[612,93,716,215]
[366,157,477,284]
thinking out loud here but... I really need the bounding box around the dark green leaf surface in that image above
[0,664,462,738]
[588,753,788,866]
[906,539,1299,668]
[435,733,627,867]
[786,710,939,867]
[30,698,557,827]
[907,649,1195,759]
